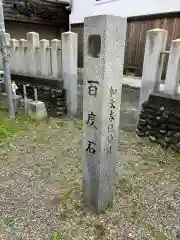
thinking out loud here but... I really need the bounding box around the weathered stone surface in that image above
[148,103,160,110]
[137,92,180,153]
[137,125,146,132]
[161,124,168,130]
[159,106,165,111]
[147,125,153,130]
[159,129,167,135]
[145,131,150,136]
[176,141,180,149]
[83,15,127,214]
[174,112,180,120]
[156,110,163,116]
[164,39,180,95]
[146,119,159,127]
[149,135,156,142]
[139,113,147,119]
[147,114,157,120]
[139,119,146,125]
[168,116,180,125]
[168,124,177,130]
[141,109,145,113]
[156,138,168,148]
[142,101,149,109]
[138,29,167,110]
[62,32,78,116]
[165,137,172,143]
[28,101,47,120]
[166,131,175,137]
[143,108,156,115]
[171,144,180,153]
[174,132,180,139]
[136,130,145,137]
[163,110,171,118]
[156,116,167,124]
[148,129,163,139]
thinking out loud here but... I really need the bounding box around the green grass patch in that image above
[49,231,62,240]
[74,119,83,131]
[0,110,37,142]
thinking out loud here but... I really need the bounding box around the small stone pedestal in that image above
[28,101,47,120]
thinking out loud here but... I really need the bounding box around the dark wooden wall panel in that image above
[72,12,180,77]
[3,0,69,27]
[125,14,180,77]
[5,20,61,40]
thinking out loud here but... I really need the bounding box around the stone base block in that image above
[28,101,47,120]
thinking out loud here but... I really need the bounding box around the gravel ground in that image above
[0,117,180,240]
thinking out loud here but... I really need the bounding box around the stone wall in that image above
[137,92,180,152]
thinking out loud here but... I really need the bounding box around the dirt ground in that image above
[0,117,180,240]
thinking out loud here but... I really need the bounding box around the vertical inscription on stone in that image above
[105,86,117,156]
[85,80,99,156]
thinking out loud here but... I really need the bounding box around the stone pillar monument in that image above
[138,29,167,110]
[164,39,180,95]
[82,15,127,213]
[62,32,78,117]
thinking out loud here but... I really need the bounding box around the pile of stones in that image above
[136,100,180,152]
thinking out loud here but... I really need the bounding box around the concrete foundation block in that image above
[28,100,47,120]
